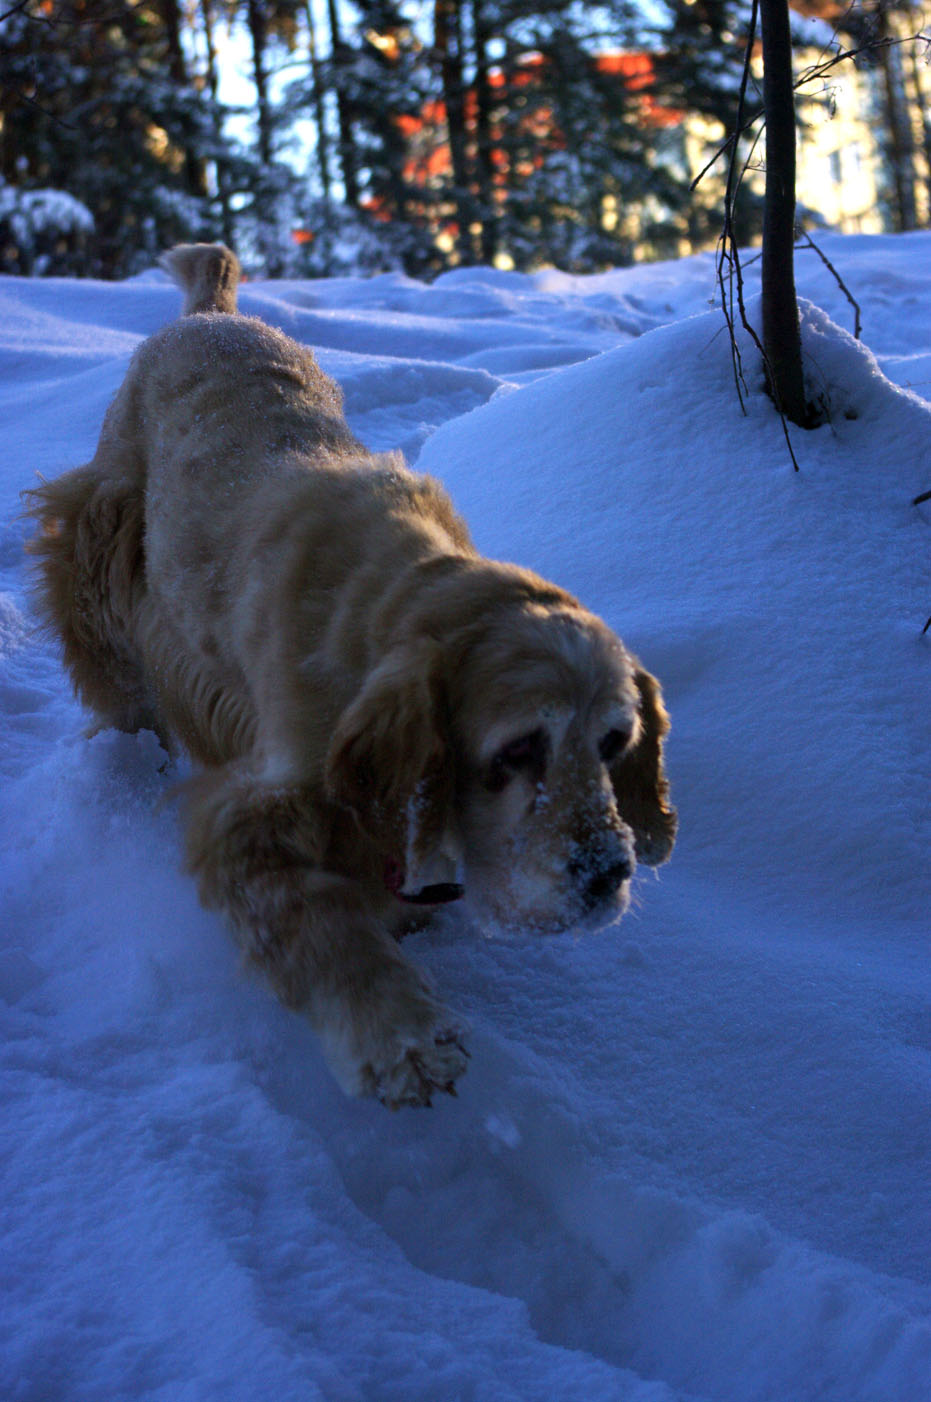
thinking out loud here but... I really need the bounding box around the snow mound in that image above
[1,235,930,1402]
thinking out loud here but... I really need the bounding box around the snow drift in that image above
[1,232,929,1402]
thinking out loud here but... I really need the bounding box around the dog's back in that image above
[25,244,470,765]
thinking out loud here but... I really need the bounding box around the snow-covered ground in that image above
[1,232,929,1402]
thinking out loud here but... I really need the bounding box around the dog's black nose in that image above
[569,846,633,909]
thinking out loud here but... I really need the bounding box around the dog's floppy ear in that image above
[610,665,677,866]
[325,640,460,901]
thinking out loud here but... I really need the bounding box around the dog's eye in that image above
[598,727,631,764]
[487,728,547,790]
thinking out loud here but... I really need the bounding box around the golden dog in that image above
[27,244,676,1107]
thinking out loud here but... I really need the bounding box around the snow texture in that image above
[1,232,929,1402]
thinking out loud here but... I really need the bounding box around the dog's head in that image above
[326,598,676,933]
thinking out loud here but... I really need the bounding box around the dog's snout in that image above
[569,841,633,909]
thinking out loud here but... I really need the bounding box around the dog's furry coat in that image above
[27,244,676,1106]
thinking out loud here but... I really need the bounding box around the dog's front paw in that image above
[315,963,469,1107]
[369,1021,470,1109]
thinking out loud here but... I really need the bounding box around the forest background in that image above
[1,0,930,281]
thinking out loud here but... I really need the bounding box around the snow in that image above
[1,231,929,1402]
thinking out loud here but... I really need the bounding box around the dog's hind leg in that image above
[25,463,163,740]
[183,766,469,1106]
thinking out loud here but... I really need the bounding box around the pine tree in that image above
[324,0,441,272]
[236,0,306,272]
[468,1,688,270]
[0,1,223,276]
[196,0,237,247]
[434,0,479,262]
[324,0,361,205]
[301,0,333,199]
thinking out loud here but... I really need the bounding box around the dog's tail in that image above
[25,464,158,734]
[159,243,241,316]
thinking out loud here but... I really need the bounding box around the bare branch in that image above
[794,31,931,91]
[715,0,760,414]
[796,231,862,340]
[0,0,33,22]
[692,29,930,193]
[7,82,80,131]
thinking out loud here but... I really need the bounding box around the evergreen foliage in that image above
[490,8,688,268]
[1,2,225,275]
[0,0,928,278]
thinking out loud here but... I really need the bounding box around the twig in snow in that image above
[796,231,862,340]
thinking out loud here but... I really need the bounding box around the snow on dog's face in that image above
[448,606,674,933]
[327,601,676,935]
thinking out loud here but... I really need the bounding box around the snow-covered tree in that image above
[0,1,223,275]
[0,179,93,275]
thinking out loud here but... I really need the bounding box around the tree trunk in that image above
[158,0,209,204]
[246,0,286,275]
[877,4,918,232]
[435,0,477,262]
[198,0,236,247]
[304,0,332,199]
[908,43,931,226]
[326,0,360,207]
[246,0,274,169]
[470,0,496,264]
[759,0,810,427]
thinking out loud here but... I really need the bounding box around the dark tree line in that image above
[0,0,928,279]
